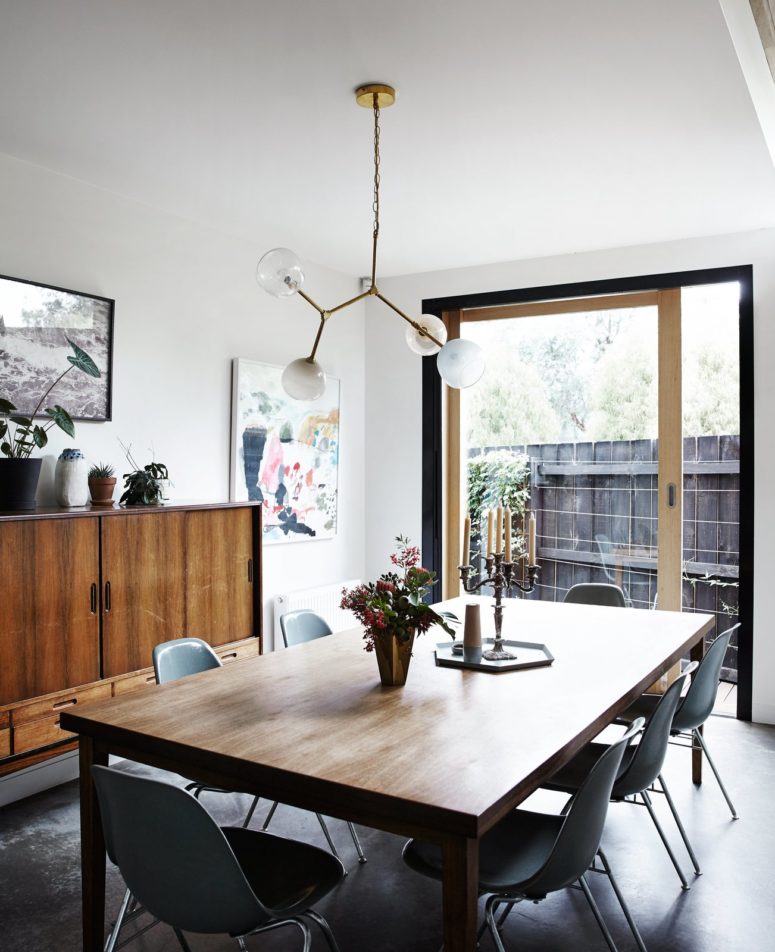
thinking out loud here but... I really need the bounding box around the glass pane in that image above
[461,305,659,608]
[681,282,740,710]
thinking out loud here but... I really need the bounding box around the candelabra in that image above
[459,554,540,660]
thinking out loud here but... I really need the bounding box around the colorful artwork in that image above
[230,359,339,543]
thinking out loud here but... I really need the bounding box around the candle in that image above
[462,514,471,567]
[504,508,512,561]
[495,506,503,554]
[528,511,537,566]
[486,509,493,556]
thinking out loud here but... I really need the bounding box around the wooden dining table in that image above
[62,595,713,951]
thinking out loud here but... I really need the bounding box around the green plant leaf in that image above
[0,420,6,438]
[0,398,16,414]
[1,441,11,456]
[66,336,100,377]
[32,426,48,448]
[45,405,75,437]
[10,415,32,427]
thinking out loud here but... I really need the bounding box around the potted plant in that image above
[88,462,117,507]
[341,536,456,686]
[120,446,169,506]
[0,336,100,510]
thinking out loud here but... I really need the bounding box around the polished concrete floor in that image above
[1,715,773,952]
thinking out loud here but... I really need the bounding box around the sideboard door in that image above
[101,512,187,677]
[185,507,255,646]
[0,518,100,705]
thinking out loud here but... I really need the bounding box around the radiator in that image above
[272,579,361,648]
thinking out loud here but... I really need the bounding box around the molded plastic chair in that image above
[280,608,333,646]
[618,624,740,819]
[93,765,344,952]
[265,610,367,865]
[152,637,260,823]
[564,583,627,608]
[545,666,701,891]
[403,720,647,952]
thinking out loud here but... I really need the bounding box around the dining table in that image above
[62,594,713,952]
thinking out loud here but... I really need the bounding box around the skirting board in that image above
[0,751,126,808]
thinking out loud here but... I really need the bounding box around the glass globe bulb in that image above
[436,338,486,389]
[405,314,448,356]
[281,358,326,401]
[256,248,304,298]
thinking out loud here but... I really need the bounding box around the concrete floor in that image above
[1,715,773,952]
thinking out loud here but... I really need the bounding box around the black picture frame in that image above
[0,272,114,422]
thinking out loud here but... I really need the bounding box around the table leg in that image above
[690,638,704,784]
[442,835,479,952]
[80,736,108,952]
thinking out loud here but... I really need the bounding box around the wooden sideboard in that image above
[0,501,262,775]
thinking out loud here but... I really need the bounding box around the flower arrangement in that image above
[341,535,456,653]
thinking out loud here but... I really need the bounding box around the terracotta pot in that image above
[374,631,415,686]
[89,476,117,507]
[0,458,42,510]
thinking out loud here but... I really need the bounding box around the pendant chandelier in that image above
[256,84,486,400]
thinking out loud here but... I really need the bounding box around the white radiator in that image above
[272,579,361,648]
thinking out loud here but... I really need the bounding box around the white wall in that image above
[0,152,366,649]
[365,229,775,725]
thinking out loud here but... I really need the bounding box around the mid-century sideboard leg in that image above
[690,637,704,784]
[442,835,479,952]
[80,736,108,952]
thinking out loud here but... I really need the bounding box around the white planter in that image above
[55,450,89,507]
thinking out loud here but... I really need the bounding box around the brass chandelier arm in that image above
[376,292,445,349]
[296,287,327,315]
[371,93,381,288]
[308,314,328,362]
[328,289,372,315]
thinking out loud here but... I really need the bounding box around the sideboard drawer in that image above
[215,639,259,666]
[12,683,112,727]
[0,728,10,758]
[113,669,158,696]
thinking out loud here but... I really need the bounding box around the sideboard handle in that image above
[105,581,111,612]
[248,559,254,583]
[90,582,97,614]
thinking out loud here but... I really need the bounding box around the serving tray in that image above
[434,639,554,673]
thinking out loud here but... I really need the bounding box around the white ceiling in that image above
[1,0,775,277]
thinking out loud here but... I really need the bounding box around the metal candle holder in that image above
[459,554,540,660]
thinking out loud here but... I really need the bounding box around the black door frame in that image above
[422,265,754,720]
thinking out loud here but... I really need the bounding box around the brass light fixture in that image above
[256,84,486,400]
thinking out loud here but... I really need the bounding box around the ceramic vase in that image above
[55,449,89,507]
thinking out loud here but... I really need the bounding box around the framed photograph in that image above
[230,358,340,543]
[0,273,114,421]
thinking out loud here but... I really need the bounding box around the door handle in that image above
[667,483,677,508]
[90,582,97,614]
[105,581,111,612]
[248,558,254,583]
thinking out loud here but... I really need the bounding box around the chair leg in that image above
[173,928,193,952]
[484,895,509,952]
[578,873,620,952]
[496,900,519,929]
[261,800,280,831]
[657,773,701,875]
[346,821,367,863]
[242,795,260,829]
[316,813,345,866]
[640,790,690,890]
[597,848,648,952]
[693,727,739,819]
[104,887,132,952]
[303,910,343,952]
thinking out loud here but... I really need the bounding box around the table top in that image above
[62,596,713,840]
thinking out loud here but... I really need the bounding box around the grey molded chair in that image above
[280,608,333,646]
[618,624,740,819]
[261,610,366,866]
[152,637,260,826]
[93,765,344,952]
[403,720,647,952]
[564,583,627,608]
[545,666,700,891]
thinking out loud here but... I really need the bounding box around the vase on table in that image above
[374,630,415,687]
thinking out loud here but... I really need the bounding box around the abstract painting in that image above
[230,358,339,543]
[0,273,113,421]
